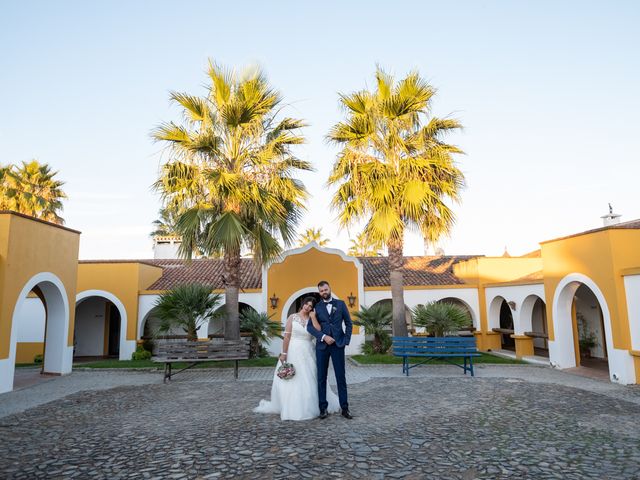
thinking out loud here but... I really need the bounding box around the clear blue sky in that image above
[2,1,639,259]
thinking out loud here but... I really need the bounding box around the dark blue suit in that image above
[307,298,352,411]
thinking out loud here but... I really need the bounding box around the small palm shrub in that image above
[240,310,283,358]
[413,302,471,337]
[353,304,393,354]
[131,345,152,361]
[154,283,222,341]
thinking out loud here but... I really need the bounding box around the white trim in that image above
[550,273,636,384]
[1,272,72,394]
[76,290,134,361]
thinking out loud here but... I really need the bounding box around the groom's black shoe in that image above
[341,410,354,419]
[319,410,328,419]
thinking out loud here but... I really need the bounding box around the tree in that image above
[327,67,465,336]
[298,227,329,247]
[0,160,67,224]
[412,302,470,337]
[348,230,382,257]
[153,283,222,341]
[153,60,311,340]
[240,310,283,357]
[150,206,181,237]
[352,304,392,353]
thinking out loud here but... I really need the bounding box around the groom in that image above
[307,280,353,419]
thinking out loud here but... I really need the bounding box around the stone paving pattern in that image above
[1,366,640,479]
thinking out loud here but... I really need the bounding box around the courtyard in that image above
[1,364,640,479]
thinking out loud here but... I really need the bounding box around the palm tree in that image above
[348,230,382,257]
[0,160,67,224]
[153,60,311,341]
[298,227,329,247]
[328,67,465,337]
[240,310,283,357]
[413,302,471,337]
[150,206,181,237]
[352,304,393,353]
[154,283,222,341]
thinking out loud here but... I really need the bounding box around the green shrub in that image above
[34,354,43,364]
[413,302,471,337]
[353,304,393,353]
[131,346,152,361]
[361,336,392,355]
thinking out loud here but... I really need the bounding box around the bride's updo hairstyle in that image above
[301,296,317,308]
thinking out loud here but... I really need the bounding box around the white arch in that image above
[551,273,636,384]
[75,290,134,361]
[519,294,545,334]
[1,272,72,394]
[487,295,508,330]
[281,287,342,326]
[433,296,477,328]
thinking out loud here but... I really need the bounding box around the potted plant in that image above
[576,313,599,359]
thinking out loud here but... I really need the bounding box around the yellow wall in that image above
[267,247,360,333]
[15,342,44,363]
[540,229,634,349]
[0,213,80,359]
[77,262,162,341]
[454,257,542,348]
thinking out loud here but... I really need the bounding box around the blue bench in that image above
[392,336,481,376]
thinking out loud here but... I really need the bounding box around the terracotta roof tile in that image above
[129,254,482,291]
[358,255,480,287]
[145,259,262,290]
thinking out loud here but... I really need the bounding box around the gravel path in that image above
[1,364,639,479]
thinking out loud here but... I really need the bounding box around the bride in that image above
[254,296,340,421]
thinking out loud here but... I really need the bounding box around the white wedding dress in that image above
[254,313,340,421]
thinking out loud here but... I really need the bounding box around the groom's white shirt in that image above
[320,299,332,343]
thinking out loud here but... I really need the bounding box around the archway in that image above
[370,299,412,333]
[574,284,608,372]
[287,293,322,318]
[520,295,548,357]
[74,298,120,360]
[550,273,636,383]
[209,303,259,336]
[435,297,474,334]
[1,273,71,394]
[489,296,515,350]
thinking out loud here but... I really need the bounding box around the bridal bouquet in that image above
[277,362,296,380]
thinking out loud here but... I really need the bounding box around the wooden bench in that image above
[152,338,251,382]
[392,336,481,377]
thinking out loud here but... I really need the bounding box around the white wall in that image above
[363,288,481,330]
[74,297,106,356]
[624,274,640,353]
[16,297,46,342]
[485,284,546,335]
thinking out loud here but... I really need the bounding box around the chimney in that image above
[153,235,182,259]
[601,203,622,227]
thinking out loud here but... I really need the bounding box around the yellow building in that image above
[2,211,639,393]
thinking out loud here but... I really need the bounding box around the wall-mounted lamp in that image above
[507,301,516,311]
[270,293,279,310]
[347,292,357,308]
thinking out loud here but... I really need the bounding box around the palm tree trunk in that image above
[224,248,241,341]
[388,238,409,337]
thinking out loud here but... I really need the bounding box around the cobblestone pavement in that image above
[1,365,640,479]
